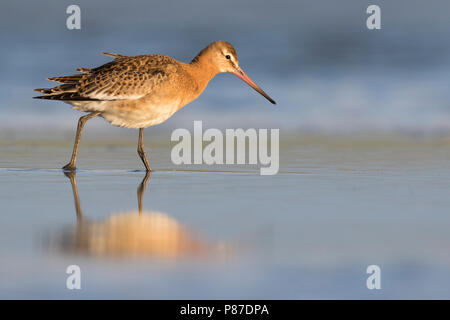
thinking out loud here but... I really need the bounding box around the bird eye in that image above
[225,55,231,60]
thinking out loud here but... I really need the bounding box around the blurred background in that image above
[1,0,450,133]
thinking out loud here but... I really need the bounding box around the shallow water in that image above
[1,132,450,299]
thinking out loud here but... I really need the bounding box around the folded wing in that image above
[34,54,175,101]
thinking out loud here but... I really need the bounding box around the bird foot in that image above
[62,163,76,171]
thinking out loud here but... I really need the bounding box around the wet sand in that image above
[1,130,450,299]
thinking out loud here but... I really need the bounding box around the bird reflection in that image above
[54,172,231,259]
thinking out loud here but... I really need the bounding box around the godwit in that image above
[34,41,276,171]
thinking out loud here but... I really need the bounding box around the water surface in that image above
[1,133,449,299]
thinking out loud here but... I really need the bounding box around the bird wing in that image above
[34,54,177,101]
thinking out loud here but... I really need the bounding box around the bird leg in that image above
[137,171,151,216]
[137,128,152,172]
[63,170,83,221]
[63,112,100,171]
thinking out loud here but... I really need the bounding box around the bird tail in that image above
[34,84,75,94]
[47,74,83,84]
[33,92,97,101]
[33,74,84,100]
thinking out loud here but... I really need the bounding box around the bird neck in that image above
[188,48,220,91]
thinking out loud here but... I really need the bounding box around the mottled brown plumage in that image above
[36,55,180,101]
[33,40,276,171]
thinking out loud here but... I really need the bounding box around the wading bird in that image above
[34,41,276,171]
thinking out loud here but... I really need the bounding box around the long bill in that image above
[233,68,276,105]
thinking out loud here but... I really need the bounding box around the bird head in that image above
[195,40,276,105]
